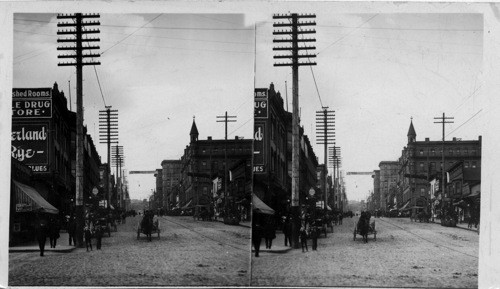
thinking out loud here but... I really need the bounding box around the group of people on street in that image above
[252,214,277,257]
[84,223,104,251]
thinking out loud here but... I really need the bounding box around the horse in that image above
[141,213,154,242]
[357,212,370,243]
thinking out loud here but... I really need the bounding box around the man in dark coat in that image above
[283,216,292,247]
[95,225,103,250]
[264,219,276,249]
[252,221,263,257]
[48,217,60,248]
[34,215,48,256]
[84,225,93,251]
[68,217,76,246]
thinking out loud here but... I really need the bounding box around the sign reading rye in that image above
[11,123,49,172]
[12,88,52,118]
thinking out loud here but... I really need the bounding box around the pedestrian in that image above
[48,217,60,248]
[252,221,263,257]
[95,225,103,250]
[34,215,48,256]
[300,226,308,252]
[264,218,276,249]
[68,217,76,246]
[283,216,292,247]
[84,225,93,251]
[311,224,319,251]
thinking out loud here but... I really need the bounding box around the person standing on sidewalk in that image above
[311,223,319,251]
[264,218,276,249]
[95,225,103,250]
[300,226,308,253]
[34,214,48,256]
[283,216,292,247]
[48,217,60,248]
[84,225,93,251]
[68,216,76,246]
[252,221,263,257]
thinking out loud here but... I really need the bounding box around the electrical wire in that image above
[101,14,163,55]
[446,109,483,137]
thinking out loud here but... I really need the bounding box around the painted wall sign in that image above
[12,88,52,119]
[11,123,49,172]
[254,88,268,119]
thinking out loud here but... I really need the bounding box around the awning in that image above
[399,200,411,211]
[252,193,275,215]
[13,180,59,214]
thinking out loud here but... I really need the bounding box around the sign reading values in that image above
[11,123,49,172]
[12,88,52,118]
[254,88,268,119]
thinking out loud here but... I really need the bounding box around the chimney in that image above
[207,136,212,141]
[452,137,456,141]
[425,138,429,142]
[235,136,239,140]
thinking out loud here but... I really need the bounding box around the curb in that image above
[252,246,293,254]
[9,246,77,253]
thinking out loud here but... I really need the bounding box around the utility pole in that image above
[216,112,237,223]
[329,145,341,209]
[112,145,124,209]
[273,13,316,249]
[57,13,100,248]
[99,107,118,211]
[434,113,454,215]
[316,108,335,211]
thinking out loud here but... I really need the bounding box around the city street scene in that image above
[251,12,484,288]
[9,13,253,286]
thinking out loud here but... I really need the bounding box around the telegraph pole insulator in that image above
[99,107,119,211]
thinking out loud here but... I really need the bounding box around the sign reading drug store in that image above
[253,88,268,174]
[12,88,52,118]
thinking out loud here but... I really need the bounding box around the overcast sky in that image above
[13,12,486,202]
[254,13,484,201]
[13,13,255,201]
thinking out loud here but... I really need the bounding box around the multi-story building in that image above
[397,119,481,216]
[253,83,319,216]
[154,168,163,210]
[253,83,290,216]
[161,159,182,210]
[379,161,399,213]
[179,119,252,211]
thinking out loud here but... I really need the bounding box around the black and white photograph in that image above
[1,1,500,289]
[8,12,253,286]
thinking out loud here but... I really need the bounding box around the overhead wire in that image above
[446,109,483,137]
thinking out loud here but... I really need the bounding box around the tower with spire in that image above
[407,117,416,144]
[190,116,199,144]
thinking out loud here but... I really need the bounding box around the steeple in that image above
[190,116,199,143]
[407,117,416,143]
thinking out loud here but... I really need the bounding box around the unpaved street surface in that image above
[9,216,251,286]
[251,217,478,288]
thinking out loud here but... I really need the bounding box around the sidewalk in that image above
[251,231,293,254]
[9,231,77,253]
[430,218,479,233]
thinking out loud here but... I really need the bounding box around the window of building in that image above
[420,162,424,170]
[202,161,206,166]
[464,162,469,168]
[419,149,424,156]
[430,162,436,171]
[431,148,436,156]
[472,161,477,168]
[420,188,426,194]
[463,148,468,155]
[449,149,453,156]
[202,148,206,154]
[456,148,460,155]
[440,162,443,168]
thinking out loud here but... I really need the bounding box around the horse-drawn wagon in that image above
[137,211,160,241]
[353,212,376,242]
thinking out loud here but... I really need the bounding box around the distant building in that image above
[379,161,399,213]
[161,160,182,210]
[397,119,481,216]
[179,118,252,212]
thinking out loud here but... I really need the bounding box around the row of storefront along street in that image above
[367,120,481,226]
